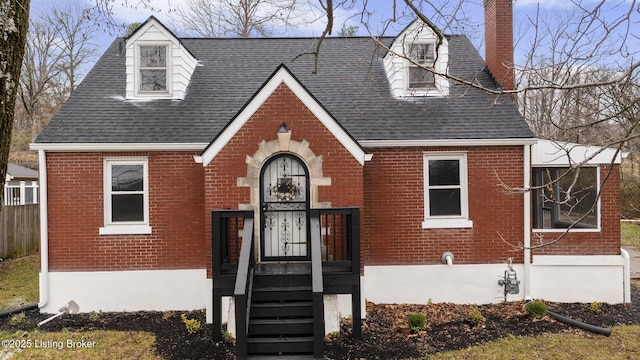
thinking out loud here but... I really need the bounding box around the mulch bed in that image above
[2,285,640,359]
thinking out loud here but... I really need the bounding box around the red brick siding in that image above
[484,0,514,90]
[46,152,205,271]
[363,146,525,265]
[204,83,364,276]
[532,165,621,256]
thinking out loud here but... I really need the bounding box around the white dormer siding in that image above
[383,20,449,97]
[125,19,197,100]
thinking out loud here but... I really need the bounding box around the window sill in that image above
[99,225,152,235]
[402,89,444,97]
[422,219,473,229]
[128,94,174,100]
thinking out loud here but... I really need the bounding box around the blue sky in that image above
[29,0,638,70]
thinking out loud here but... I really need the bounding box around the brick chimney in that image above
[484,0,514,91]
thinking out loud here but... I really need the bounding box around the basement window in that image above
[99,158,151,235]
[532,167,599,230]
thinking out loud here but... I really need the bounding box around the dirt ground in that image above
[1,285,640,359]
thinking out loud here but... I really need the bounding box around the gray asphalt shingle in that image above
[35,34,533,144]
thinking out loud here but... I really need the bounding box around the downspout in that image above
[37,149,49,309]
[621,248,631,304]
[523,144,531,301]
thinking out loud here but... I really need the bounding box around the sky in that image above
[28,0,639,71]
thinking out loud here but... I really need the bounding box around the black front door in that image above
[260,154,310,261]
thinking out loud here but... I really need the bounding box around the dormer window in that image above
[382,19,449,98]
[125,17,197,100]
[139,45,168,92]
[408,43,435,89]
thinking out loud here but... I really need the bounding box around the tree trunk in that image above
[0,0,31,207]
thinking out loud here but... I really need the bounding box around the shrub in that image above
[89,311,101,322]
[10,312,26,326]
[407,313,426,332]
[525,300,548,319]
[590,301,602,314]
[181,314,201,334]
[468,305,486,325]
[163,311,176,320]
[223,330,234,342]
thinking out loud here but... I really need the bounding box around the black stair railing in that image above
[212,210,253,277]
[212,207,361,356]
[233,217,255,359]
[211,210,253,343]
[315,207,362,339]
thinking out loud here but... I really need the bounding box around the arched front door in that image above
[260,154,310,261]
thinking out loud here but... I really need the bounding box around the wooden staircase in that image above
[247,268,316,358]
[212,208,362,360]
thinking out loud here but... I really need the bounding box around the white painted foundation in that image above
[41,269,208,314]
[365,264,521,305]
[43,255,628,334]
[531,255,626,303]
[364,255,628,306]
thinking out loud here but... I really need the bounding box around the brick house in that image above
[31,0,628,356]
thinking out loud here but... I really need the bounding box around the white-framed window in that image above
[422,153,473,229]
[99,158,151,235]
[532,166,599,231]
[137,44,169,94]
[407,43,435,90]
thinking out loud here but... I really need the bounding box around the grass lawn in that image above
[622,222,640,248]
[0,330,159,359]
[428,325,640,359]
[0,255,160,359]
[0,254,39,311]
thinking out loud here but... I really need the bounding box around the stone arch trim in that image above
[237,138,332,211]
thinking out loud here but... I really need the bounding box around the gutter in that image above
[37,149,49,309]
[359,137,539,148]
[523,144,532,300]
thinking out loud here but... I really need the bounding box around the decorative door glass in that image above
[260,155,309,260]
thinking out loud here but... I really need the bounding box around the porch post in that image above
[351,208,362,339]
[212,287,223,341]
[352,284,362,339]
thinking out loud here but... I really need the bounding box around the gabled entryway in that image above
[200,63,367,358]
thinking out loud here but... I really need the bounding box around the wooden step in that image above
[250,300,313,318]
[249,318,313,336]
[248,355,314,359]
[247,336,314,355]
[253,273,311,288]
[252,286,312,302]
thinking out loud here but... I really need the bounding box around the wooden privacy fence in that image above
[0,205,39,259]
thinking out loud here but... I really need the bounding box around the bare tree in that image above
[515,2,640,145]
[12,2,99,160]
[17,18,64,143]
[44,3,100,95]
[170,0,302,37]
[0,0,30,206]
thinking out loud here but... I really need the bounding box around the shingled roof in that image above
[35,34,533,145]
